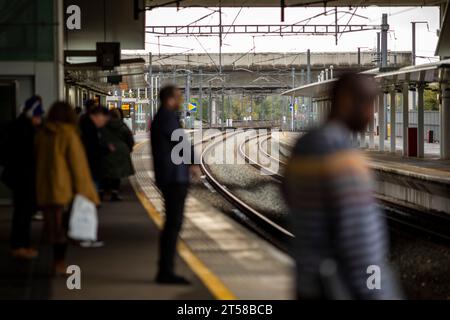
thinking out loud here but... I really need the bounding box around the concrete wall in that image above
[0,0,64,111]
[373,168,450,215]
[0,0,64,201]
[0,62,61,112]
[391,111,441,141]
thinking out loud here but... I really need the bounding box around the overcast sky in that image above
[134,6,441,65]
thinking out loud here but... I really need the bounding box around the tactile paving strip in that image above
[132,141,294,299]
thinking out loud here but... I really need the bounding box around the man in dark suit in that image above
[151,85,193,284]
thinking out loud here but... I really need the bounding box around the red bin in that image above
[427,130,434,143]
[408,128,418,157]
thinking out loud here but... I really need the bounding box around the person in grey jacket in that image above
[283,73,402,300]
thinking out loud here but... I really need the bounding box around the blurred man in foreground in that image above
[1,96,44,259]
[283,74,401,299]
[151,85,192,284]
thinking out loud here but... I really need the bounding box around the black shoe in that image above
[110,192,122,202]
[155,273,191,285]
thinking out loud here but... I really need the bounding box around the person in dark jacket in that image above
[1,95,44,259]
[100,108,135,201]
[79,105,110,188]
[151,85,196,284]
[283,74,401,300]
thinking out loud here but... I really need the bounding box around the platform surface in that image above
[132,140,294,300]
[0,132,293,300]
[277,132,450,183]
[0,181,212,299]
[366,151,450,183]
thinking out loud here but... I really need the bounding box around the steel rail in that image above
[200,131,295,242]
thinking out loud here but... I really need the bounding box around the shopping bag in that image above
[68,194,98,241]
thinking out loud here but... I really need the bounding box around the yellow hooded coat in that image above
[35,122,100,207]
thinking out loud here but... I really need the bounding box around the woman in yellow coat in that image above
[35,101,99,274]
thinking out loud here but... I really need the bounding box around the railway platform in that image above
[0,136,293,300]
[367,151,450,184]
[132,141,294,300]
[0,179,212,299]
[277,131,450,216]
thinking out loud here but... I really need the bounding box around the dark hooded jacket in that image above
[100,119,135,179]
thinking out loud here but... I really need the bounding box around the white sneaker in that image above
[79,240,105,248]
[32,212,44,221]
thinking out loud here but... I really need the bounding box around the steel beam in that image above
[146,24,381,36]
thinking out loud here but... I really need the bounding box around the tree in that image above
[424,84,439,111]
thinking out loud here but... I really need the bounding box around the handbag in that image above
[68,194,98,241]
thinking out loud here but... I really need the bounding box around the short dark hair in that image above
[47,101,78,125]
[74,106,82,115]
[89,105,109,116]
[109,108,122,120]
[85,99,97,112]
[330,73,377,115]
[159,84,179,106]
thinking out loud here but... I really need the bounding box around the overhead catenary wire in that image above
[223,5,245,41]
[368,1,443,23]
[193,35,220,72]
[338,4,363,40]
[152,49,195,63]
[145,42,192,50]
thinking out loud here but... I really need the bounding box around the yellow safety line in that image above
[131,141,236,300]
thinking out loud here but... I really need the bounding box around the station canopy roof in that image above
[144,0,444,8]
[281,60,450,98]
[375,59,450,85]
[436,2,450,58]
[282,78,336,99]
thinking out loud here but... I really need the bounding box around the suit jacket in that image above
[150,106,190,187]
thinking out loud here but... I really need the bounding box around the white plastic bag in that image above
[68,194,98,241]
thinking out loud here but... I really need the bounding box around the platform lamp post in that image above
[291,66,296,131]
[186,70,191,128]
[357,47,368,69]
[390,86,397,153]
[411,21,429,66]
[148,52,153,120]
[411,21,429,109]
[218,2,224,130]
[208,81,212,127]
[199,68,203,130]
[300,69,305,120]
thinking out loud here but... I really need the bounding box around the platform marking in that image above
[131,141,236,300]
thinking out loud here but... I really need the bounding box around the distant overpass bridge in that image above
[114,51,412,94]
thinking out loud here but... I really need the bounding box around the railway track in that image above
[196,128,449,247]
[199,131,294,247]
[240,132,450,244]
[238,132,285,179]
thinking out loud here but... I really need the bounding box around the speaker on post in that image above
[96,42,121,70]
[107,75,123,85]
